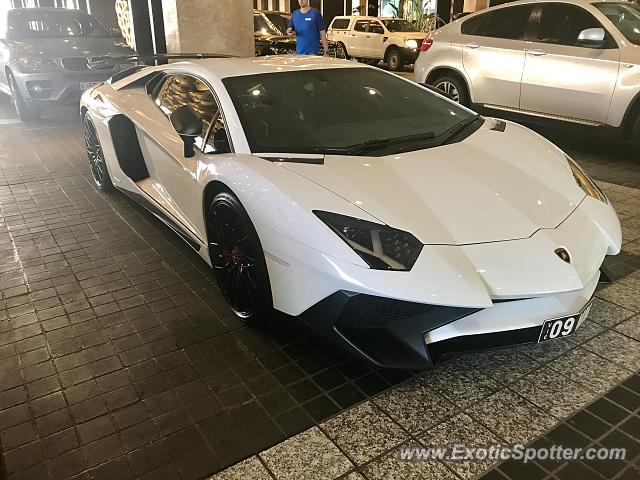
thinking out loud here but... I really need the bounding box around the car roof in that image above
[172,55,367,79]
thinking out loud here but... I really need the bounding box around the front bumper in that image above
[264,196,619,369]
[301,269,600,369]
[11,69,121,108]
[398,46,419,64]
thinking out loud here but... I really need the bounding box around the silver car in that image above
[0,8,135,120]
[415,0,640,154]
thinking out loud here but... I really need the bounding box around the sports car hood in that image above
[8,37,134,59]
[282,121,585,245]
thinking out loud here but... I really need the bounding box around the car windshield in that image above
[254,13,286,36]
[7,10,110,39]
[382,19,418,32]
[223,68,477,156]
[265,13,290,34]
[595,2,640,45]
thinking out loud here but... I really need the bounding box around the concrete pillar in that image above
[463,0,488,12]
[161,0,254,57]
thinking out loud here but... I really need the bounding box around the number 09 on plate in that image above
[538,300,593,343]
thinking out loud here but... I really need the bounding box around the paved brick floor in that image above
[0,97,639,480]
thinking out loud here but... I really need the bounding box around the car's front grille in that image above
[89,56,117,71]
[61,57,88,71]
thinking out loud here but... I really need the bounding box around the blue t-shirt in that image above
[287,8,326,55]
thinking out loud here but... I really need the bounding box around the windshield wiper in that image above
[434,114,482,147]
[317,131,436,156]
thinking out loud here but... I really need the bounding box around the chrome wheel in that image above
[435,80,460,103]
[208,199,258,319]
[84,117,108,188]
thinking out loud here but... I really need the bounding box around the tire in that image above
[83,114,114,192]
[385,48,404,71]
[7,73,41,121]
[433,75,469,106]
[632,115,640,156]
[338,42,349,59]
[206,191,273,326]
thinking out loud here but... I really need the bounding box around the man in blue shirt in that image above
[286,0,329,56]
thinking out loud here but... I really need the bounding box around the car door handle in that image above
[365,35,370,38]
[465,43,480,49]
[351,34,357,37]
[527,49,547,56]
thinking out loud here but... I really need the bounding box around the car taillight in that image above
[420,38,433,52]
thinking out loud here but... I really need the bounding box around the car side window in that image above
[480,5,533,40]
[369,21,384,34]
[354,20,368,32]
[330,18,350,30]
[535,4,613,47]
[154,74,229,154]
[461,13,487,35]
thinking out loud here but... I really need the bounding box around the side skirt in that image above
[117,187,202,253]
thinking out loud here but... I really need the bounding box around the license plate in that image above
[78,82,99,91]
[538,300,593,342]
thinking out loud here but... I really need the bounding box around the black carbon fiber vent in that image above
[337,295,435,329]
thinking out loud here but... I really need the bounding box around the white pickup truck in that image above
[327,16,427,71]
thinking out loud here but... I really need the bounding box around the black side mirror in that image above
[170,105,202,158]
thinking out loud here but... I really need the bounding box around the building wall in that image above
[88,0,119,28]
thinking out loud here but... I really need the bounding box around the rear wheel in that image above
[207,191,273,325]
[433,75,469,106]
[632,115,640,156]
[385,48,404,71]
[83,114,114,192]
[337,42,349,59]
[8,73,41,121]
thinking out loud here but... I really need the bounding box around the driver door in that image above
[349,20,370,57]
[365,20,386,58]
[519,3,620,123]
[136,74,230,241]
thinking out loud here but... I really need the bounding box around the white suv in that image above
[328,16,427,70]
[414,0,640,153]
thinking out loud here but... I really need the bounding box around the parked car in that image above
[415,0,640,154]
[80,55,620,368]
[254,10,346,58]
[0,8,136,120]
[327,16,427,70]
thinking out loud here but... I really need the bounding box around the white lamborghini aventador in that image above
[80,55,622,368]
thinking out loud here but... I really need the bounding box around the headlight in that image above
[314,211,423,271]
[15,55,57,73]
[566,156,607,203]
[405,39,419,49]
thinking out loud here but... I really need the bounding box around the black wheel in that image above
[433,75,469,106]
[385,48,404,71]
[7,73,41,121]
[83,114,114,192]
[632,115,640,156]
[207,191,273,325]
